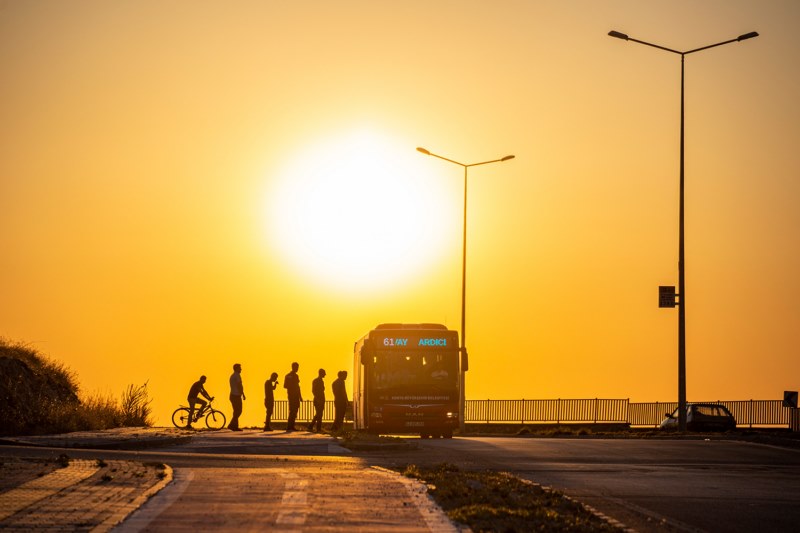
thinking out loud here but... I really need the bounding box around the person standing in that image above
[330,370,348,431]
[307,368,326,432]
[264,372,279,431]
[284,362,302,431]
[186,375,213,429]
[228,363,246,431]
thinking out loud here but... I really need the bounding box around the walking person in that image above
[186,375,213,429]
[264,372,278,431]
[330,370,348,431]
[284,362,302,431]
[228,363,246,431]
[307,368,326,432]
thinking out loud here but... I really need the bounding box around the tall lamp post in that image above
[416,147,515,433]
[608,29,758,431]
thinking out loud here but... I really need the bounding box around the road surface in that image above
[0,430,460,532]
[6,428,798,532]
[409,436,800,532]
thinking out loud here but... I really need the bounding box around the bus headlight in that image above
[446,412,458,419]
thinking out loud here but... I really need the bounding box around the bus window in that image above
[371,352,457,389]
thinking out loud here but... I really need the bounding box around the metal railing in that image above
[262,398,795,427]
[627,401,678,427]
[465,399,792,427]
[271,400,341,423]
[722,400,789,427]
[628,399,792,428]
[465,398,628,424]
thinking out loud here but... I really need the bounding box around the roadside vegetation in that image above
[332,428,415,451]
[465,423,800,449]
[400,463,622,532]
[0,338,153,436]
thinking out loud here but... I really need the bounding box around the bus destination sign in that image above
[382,336,449,347]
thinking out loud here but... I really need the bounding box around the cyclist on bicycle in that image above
[187,375,213,429]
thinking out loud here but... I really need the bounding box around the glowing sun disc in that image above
[266,129,455,292]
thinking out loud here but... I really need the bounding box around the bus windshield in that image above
[371,352,458,390]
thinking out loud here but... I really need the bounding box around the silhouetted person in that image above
[228,363,245,431]
[264,372,279,431]
[307,368,326,432]
[330,370,348,431]
[187,375,213,429]
[284,362,302,431]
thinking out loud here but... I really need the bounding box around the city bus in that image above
[353,323,463,438]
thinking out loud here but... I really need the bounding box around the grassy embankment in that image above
[334,431,620,531]
[401,463,621,532]
[0,338,153,436]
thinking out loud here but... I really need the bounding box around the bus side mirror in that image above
[461,349,469,372]
[360,349,371,365]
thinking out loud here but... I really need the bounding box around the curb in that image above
[371,466,467,532]
[517,477,635,533]
[0,431,193,451]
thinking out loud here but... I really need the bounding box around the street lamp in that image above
[416,146,515,433]
[608,29,758,431]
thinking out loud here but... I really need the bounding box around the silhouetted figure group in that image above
[184,361,348,432]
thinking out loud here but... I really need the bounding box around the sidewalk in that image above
[0,455,173,532]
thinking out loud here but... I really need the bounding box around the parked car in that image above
[660,403,736,431]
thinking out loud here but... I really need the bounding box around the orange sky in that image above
[2,1,798,426]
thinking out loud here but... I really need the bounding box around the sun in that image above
[266,129,456,293]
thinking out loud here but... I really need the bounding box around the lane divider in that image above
[276,472,308,528]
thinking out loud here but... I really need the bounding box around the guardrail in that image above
[465,399,793,427]
[722,400,789,427]
[465,398,629,424]
[264,398,795,428]
[270,400,340,423]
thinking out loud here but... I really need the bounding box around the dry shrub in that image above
[121,382,154,427]
[0,338,154,435]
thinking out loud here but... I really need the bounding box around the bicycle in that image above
[172,398,227,430]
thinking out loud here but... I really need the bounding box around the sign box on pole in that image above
[659,286,676,308]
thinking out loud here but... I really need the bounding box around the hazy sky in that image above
[2,1,798,426]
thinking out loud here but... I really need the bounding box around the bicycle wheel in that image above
[172,407,191,428]
[205,409,227,430]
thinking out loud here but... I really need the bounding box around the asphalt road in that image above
[411,436,800,533]
[5,429,799,532]
[0,430,459,532]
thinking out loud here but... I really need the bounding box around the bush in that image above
[0,339,80,435]
[121,382,154,427]
[0,338,154,435]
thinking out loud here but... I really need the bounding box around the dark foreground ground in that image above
[1,425,798,532]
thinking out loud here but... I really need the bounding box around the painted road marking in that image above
[276,472,308,527]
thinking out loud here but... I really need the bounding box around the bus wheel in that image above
[443,430,453,439]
